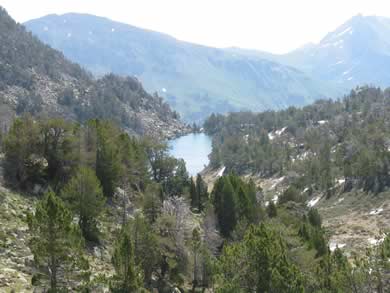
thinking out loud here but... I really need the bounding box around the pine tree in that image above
[111,228,143,292]
[236,186,251,220]
[217,224,304,292]
[3,115,41,188]
[191,227,202,292]
[196,174,208,212]
[27,191,88,291]
[130,215,160,287]
[61,167,105,242]
[190,178,199,211]
[219,179,237,237]
[143,183,162,224]
[267,201,277,218]
[96,121,121,197]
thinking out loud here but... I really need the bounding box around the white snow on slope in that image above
[330,242,346,251]
[307,196,321,207]
[275,127,287,136]
[270,177,285,189]
[217,166,226,177]
[336,26,353,38]
[368,235,385,246]
[369,208,383,215]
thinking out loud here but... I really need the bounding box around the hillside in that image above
[203,85,390,254]
[24,13,338,121]
[0,7,188,138]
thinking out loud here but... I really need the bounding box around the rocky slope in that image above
[0,7,189,139]
[201,165,390,256]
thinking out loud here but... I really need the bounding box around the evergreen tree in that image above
[111,227,143,292]
[61,167,105,242]
[27,191,88,292]
[95,121,121,197]
[218,178,237,237]
[191,227,202,292]
[217,224,304,292]
[129,214,160,287]
[236,186,251,221]
[39,118,77,188]
[3,115,41,188]
[308,208,322,228]
[143,183,162,224]
[190,178,199,211]
[267,201,277,218]
[196,174,208,212]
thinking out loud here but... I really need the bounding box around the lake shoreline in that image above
[168,132,212,177]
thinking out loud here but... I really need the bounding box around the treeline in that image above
[204,86,390,194]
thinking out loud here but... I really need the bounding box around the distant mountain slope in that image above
[0,8,187,138]
[234,15,390,89]
[284,15,390,87]
[24,13,337,121]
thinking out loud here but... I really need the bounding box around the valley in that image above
[0,3,390,293]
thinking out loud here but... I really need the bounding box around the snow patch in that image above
[330,242,346,251]
[162,87,167,93]
[43,26,49,31]
[268,127,287,140]
[336,26,352,38]
[307,196,321,208]
[272,195,279,203]
[338,197,344,203]
[317,120,328,125]
[369,208,383,215]
[275,127,287,136]
[217,166,226,177]
[111,28,115,32]
[67,32,72,38]
[347,77,353,81]
[270,177,285,190]
[368,235,385,246]
[337,178,345,186]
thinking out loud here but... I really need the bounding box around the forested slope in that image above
[0,7,188,138]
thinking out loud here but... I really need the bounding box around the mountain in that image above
[283,15,390,87]
[235,15,390,90]
[24,13,338,121]
[0,7,188,138]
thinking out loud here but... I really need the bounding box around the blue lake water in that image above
[168,133,212,176]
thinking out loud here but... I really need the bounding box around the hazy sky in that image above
[1,0,390,53]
